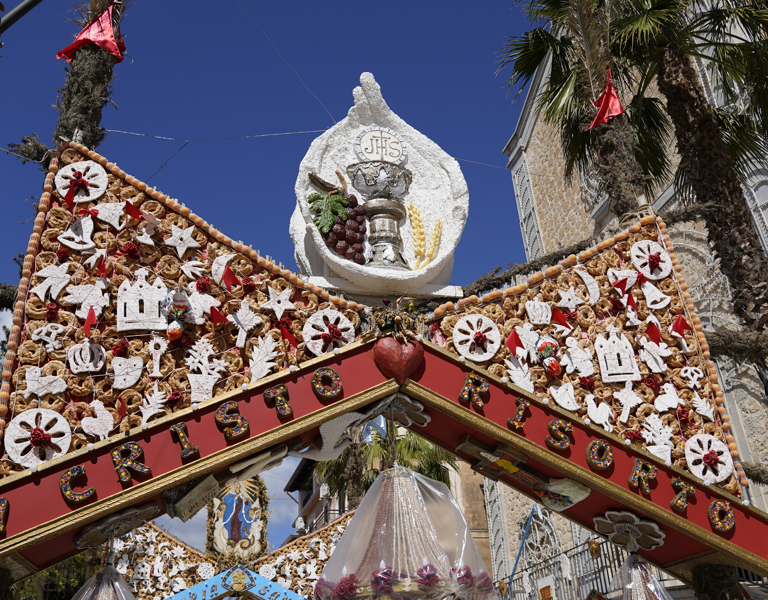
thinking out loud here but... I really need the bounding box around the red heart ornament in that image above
[373,338,424,384]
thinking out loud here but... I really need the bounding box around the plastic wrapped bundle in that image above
[615,553,673,600]
[71,563,136,600]
[315,466,495,600]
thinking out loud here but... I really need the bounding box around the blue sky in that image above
[0,1,530,551]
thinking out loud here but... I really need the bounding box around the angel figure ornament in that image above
[638,337,673,373]
[561,337,594,377]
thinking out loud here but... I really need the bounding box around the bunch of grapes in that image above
[320,194,367,264]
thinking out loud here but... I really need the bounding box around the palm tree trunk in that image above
[690,564,743,600]
[344,444,365,510]
[656,48,768,331]
[592,113,644,217]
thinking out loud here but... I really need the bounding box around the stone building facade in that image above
[489,56,768,588]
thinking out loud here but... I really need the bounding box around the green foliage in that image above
[307,192,348,234]
[314,426,459,502]
[16,550,101,599]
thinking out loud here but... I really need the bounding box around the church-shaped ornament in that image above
[594,326,641,383]
[117,268,168,331]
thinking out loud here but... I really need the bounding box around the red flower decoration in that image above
[648,253,661,273]
[56,247,69,262]
[703,449,720,467]
[624,430,644,441]
[112,339,130,357]
[30,426,52,448]
[120,241,140,258]
[321,323,344,345]
[272,317,293,331]
[333,575,358,600]
[46,302,59,321]
[642,375,661,395]
[609,297,624,312]
[196,276,211,293]
[563,310,578,322]
[371,567,396,594]
[242,276,257,293]
[476,572,493,592]
[177,335,192,349]
[455,566,475,589]
[580,376,596,390]
[677,407,691,426]
[473,331,487,348]
[70,171,89,192]
[416,564,439,588]
[169,390,185,404]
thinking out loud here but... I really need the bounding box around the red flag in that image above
[97,256,108,278]
[125,200,143,221]
[279,323,299,348]
[672,315,693,337]
[220,263,240,291]
[636,272,647,286]
[612,278,628,296]
[645,322,661,345]
[550,306,572,330]
[63,185,76,211]
[84,307,97,337]
[626,292,637,310]
[118,397,127,421]
[57,4,125,63]
[210,307,227,324]
[585,66,625,131]
[506,329,524,357]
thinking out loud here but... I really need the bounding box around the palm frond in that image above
[714,108,768,183]
[568,0,609,100]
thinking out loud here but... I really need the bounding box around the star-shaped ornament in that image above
[557,287,584,312]
[164,225,200,259]
[261,286,296,320]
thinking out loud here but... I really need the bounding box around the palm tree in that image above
[610,0,768,330]
[314,423,459,511]
[498,0,675,217]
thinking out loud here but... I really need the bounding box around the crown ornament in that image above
[525,301,552,325]
[67,339,107,374]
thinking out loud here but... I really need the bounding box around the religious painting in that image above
[205,476,268,562]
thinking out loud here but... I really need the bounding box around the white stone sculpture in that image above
[148,336,168,378]
[164,225,200,259]
[197,564,216,580]
[631,240,673,280]
[641,281,671,310]
[681,366,704,389]
[22,366,67,399]
[290,73,468,295]
[5,409,71,467]
[302,309,355,356]
[642,413,675,463]
[140,383,168,427]
[613,381,643,423]
[692,392,715,422]
[685,434,733,485]
[525,300,552,325]
[561,337,594,377]
[227,301,262,348]
[585,394,613,432]
[504,356,534,393]
[112,356,144,389]
[54,160,108,202]
[81,399,116,441]
[452,315,501,362]
[550,382,580,411]
[261,286,296,321]
[249,335,279,383]
[223,445,289,486]
[654,383,683,412]
[58,215,96,251]
[67,339,107,373]
[557,288,584,312]
[573,269,600,306]
[186,283,221,325]
[30,323,68,351]
[117,268,168,331]
[30,263,71,301]
[63,278,109,320]
[95,201,127,231]
[638,337,673,373]
[594,327,641,383]
[180,261,205,280]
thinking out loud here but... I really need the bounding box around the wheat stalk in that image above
[409,203,426,269]
[419,219,442,270]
